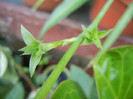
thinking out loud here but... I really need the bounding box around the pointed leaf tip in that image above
[81,25,87,31]
[93,38,103,49]
[29,53,42,77]
[98,29,112,39]
[21,25,36,45]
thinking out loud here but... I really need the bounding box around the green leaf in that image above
[51,79,87,99]
[30,53,42,77]
[2,70,19,84]
[0,48,8,77]
[94,46,133,99]
[38,0,88,39]
[98,29,112,39]
[21,25,36,45]
[5,82,25,99]
[70,64,98,99]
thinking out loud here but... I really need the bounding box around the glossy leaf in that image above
[94,46,133,99]
[30,53,42,77]
[5,82,25,99]
[0,48,8,77]
[21,25,36,45]
[51,79,87,99]
[70,64,98,99]
[38,0,88,38]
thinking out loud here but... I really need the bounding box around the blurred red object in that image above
[90,0,133,36]
[22,0,62,11]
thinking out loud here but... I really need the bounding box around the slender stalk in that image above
[33,0,45,10]
[14,63,36,91]
[87,0,113,29]
[35,34,84,99]
[34,0,114,98]
[42,37,76,48]
[40,37,77,53]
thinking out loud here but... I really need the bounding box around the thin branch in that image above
[14,63,36,91]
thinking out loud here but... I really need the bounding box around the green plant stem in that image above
[90,1,133,65]
[34,0,114,98]
[87,0,113,29]
[33,0,45,10]
[34,34,84,99]
[40,37,77,53]
[42,37,76,47]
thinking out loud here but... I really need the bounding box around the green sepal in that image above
[98,29,112,39]
[82,25,111,49]
[93,38,103,49]
[30,53,42,77]
[82,39,93,45]
[19,45,38,55]
[21,25,36,45]
[35,44,44,56]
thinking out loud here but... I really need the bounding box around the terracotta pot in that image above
[90,0,133,36]
[22,0,62,11]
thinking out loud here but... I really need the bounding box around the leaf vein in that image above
[95,67,117,98]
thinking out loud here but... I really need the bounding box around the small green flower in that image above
[20,25,76,77]
[82,25,112,49]
[20,25,44,77]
